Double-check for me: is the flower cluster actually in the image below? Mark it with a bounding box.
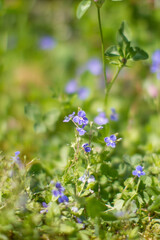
[52,182,69,203]
[132,166,145,177]
[150,50,160,80]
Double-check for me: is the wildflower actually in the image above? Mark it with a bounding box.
[78,87,90,100]
[11,151,23,168]
[150,50,160,80]
[65,80,78,94]
[73,110,88,126]
[40,202,48,214]
[104,134,117,148]
[39,36,56,50]
[79,173,95,183]
[52,182,69,204]
[82,143,91,153]
[71,207,78,213]
[63,112,75,122]
[86,58,102,76]
[76,217,83,223]
[132,166,145,177]
[94,112,108,125]
[76,128,86,136]
[110,108,118,121]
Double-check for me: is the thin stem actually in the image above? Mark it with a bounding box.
[104,65,123,108]
[97,7,107,90]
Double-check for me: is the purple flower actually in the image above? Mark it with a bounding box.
[63,112,75,122]
[76,217,83,223]
[40,202,48,214]
[73,110,88,126]
[79,173,95,183]
[11,151,23,168]
[58,195,69,203]
[110,108,118,121]
[78,87,90,100]
[39,36,56,50]
[150,50,160,80]
[132,166,145,177]
[76,128,86,136]
[104,135,117,148]
[94,112,108,125]
[82,143,91,152]
[65,80,78,94]
[52,182,65,197]
[86,58,102,75]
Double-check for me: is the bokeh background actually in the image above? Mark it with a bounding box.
[0,0,160,168]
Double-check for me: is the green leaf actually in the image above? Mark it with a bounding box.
[100,163,118,178]
[43,109,60,131]
[24,103,41,121]
[132,47,149,61]
[148,196,160,211]
[114,199,124,210]
[76,0,91,19]
[86,196,106,218]
[118,21,130,44]
[101,212,117,221]
[105,45,120,57]
[34,121,46,133]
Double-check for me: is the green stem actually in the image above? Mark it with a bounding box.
[104,65,122,108]
[97,7,107,92]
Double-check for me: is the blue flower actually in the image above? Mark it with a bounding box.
[82,143,91,152]
[104,135,117,148]
[150,50,160,80]
[132,166,145,177]
[65,80,78,94]
[76,128,86,136]
[94,112,108,125]
[79,173,95,183]
[39,36,56,50]
[110,108,118,121]
[52,182,69,204]
[40,202,48,214]
[73,110,88,126]
[11,151,23,168]
[63,112,75,122]
[78,87,90,100]
[86,58,102,76]
[58,195,69,203]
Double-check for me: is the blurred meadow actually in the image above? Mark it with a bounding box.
[1,0,160,163]
[0,0,160,238]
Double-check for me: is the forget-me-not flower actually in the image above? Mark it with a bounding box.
[63,112,75,122]
[40,202,48,214]
[132,166,145,177]
[65,80,78,94]
[79,173,95,183]
[52,182,69,203]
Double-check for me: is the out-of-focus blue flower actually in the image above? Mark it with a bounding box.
[94,112,108,125]
[79,173,95,183]
[52,182,69,204]
[63,112,75,122]
[110,108,118,121]
[150,50,160,80]
[132,166,145,177]
[86,58,102,75]
[11,151,23,168]
[104,135,117,148]
[71,207,78,213]
[65,80,78,94]
[76,217,83,223]
[82,143,91,152]
[58,195,69,203]
[78,87,90,100]
[40,202,48,214]
[39,36,56,50]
